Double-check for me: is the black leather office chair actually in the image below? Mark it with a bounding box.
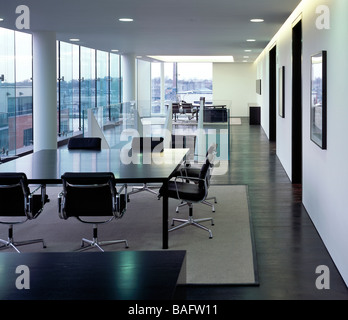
[58,172,128,252]
[0,172,48,253]
[158,160,214,239]
[128,137,164,196]
[175,143,217,212]
[67,137,102,151]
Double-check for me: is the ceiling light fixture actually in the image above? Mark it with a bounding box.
[119,18,133,22]
[244,50,252,52]
[250,19,264,23]
[69,38,80,42]
[247,39,256,42]
[111,49,119,52]
[0,18,4,22]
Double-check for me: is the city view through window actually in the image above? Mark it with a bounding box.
[0,27,213,156]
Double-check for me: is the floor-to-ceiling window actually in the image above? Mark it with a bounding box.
[58,41,80,136]
[151,62,212,110]
[80,46,96,118]
[177,62,212,104]
[96,50,109,108]
[57,42,122,135]
[1,31,123,155]
[0,28,32,156]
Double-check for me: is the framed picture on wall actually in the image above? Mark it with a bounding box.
[278,66,285,118]
[310,51,327,149]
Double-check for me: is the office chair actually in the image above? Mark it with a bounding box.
[58,172,128,252]
[128,137,164,196]
[158,160,214,239]
[0,172,48,253]
[67,137,102,151]
[173,143,217,212]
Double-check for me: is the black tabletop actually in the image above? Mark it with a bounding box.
[0,148,188,184]
[0,251,186,300]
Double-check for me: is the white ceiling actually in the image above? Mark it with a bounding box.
[0,0,301,62]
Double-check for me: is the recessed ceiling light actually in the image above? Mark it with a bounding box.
[69,38,80,42]
[0,18,4,22]
[244,50,252,52]
[243,56,250,58]
[250,19,264,23]
[111,49,119,52]
[247,39,256,42]
[119,18,133,22]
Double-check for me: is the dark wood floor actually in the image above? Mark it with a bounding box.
[174,118,348,300]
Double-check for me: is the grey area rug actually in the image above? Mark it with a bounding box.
[1,185,257,285]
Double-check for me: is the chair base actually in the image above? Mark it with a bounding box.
[80,237,129,252]
[0,237,46,253]
[128,183,159,196]
[78,224,129,252]
[169,216,214,239]
[176,196,217,213]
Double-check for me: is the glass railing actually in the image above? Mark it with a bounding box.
[81,99,230,173]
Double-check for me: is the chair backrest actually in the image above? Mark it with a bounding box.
[60,172,120,218]
[68,137,102,151]
[172,103,180,112]
[131,137,164,154]
[0,172,29,216]
[198,160,211,190]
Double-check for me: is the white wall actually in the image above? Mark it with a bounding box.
[213,63,257,117]
[256,0,348,286]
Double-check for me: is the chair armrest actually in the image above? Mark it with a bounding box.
[173,176,208,201]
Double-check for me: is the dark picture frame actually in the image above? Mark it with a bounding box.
[278,66,285,118]
[256,79,261,95]
[310,51,327,149]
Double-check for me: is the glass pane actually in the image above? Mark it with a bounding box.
[72,44,80,132]
[58,42,80,135]
[59,41,73,135]
[80,46,96,133]
[96,50,109,108]
[110,53,120,105]
[164,62,177,101]
[15,31,33,153]
[0,28,15,155]
[177,63,212,104]
[80,46,96,111]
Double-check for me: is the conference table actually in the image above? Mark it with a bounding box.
[0,148,188,249]
[0,251,186,300]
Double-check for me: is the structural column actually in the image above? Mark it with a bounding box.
[32,31,57,152]
[121,54,136,102]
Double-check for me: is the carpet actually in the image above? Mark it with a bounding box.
[1,185,257,285]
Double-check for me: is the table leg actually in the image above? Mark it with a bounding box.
[162,180,169,249]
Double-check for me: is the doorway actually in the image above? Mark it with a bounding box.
[269,45,277,142]
[292,20,302,184]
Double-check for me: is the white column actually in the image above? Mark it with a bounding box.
[32,31,57,152]
[121,54,136,102]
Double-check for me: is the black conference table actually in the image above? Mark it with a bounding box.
[0,148,188,249]
[0,250,186,300]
